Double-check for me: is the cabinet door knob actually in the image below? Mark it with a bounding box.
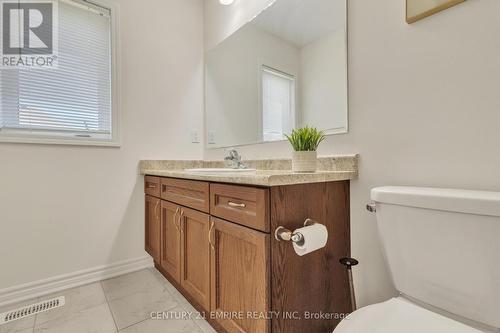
[179,210,184,233]
[173,207,180,232]
[154,200,160,221]
[228,201,246,208]
[208,220,215,251]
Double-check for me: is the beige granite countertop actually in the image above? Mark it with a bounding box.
[140,155,358,187]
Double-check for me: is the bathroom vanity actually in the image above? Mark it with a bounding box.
[141,156,358,333]
[141,0,353,330]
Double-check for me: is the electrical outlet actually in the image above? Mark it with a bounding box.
[191,130,200,143]
[208,131,216,144]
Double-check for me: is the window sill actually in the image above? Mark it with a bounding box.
[0,134,121,148]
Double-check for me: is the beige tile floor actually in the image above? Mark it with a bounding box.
[0,268,216,333]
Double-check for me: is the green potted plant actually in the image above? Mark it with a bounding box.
[285,126,326,173]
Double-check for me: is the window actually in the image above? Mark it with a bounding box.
[0,0,117,146]
[261,66,296,142]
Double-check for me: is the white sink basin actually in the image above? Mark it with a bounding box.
[185,168,256,174]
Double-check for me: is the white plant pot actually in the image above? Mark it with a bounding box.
[292,151,317,173]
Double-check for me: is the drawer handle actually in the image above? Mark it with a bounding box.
[147,184,157,189]
[228,201,246,208]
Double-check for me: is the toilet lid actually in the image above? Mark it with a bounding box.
[334,298,483,333]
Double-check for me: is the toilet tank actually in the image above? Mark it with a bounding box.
[371,187,500,330]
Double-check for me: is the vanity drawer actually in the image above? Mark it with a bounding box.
[210,183,270,232]
[144,176,161,197]
[161,178,210,213]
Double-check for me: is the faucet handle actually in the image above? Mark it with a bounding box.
[224,149,245,169]
[225,149,240,161]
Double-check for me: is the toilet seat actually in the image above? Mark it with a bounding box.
[334,297,482,333]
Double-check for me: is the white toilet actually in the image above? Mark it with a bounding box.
[335,186,500,333]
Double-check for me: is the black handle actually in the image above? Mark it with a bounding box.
[339,257,359,269]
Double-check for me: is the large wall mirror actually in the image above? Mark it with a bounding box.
[205,0,348,149]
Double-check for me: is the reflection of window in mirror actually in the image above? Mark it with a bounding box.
[261,66,296,142]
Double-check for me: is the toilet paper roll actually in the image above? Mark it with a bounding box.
[292,223,328,256]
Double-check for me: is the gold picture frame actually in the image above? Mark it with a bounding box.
[406,0,466,24]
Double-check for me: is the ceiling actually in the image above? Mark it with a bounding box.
[251,0,346,48]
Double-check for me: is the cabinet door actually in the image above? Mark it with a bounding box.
[180,207,210,310]
[160,201,181,283]
[210,217,270,333]
[145,195,160,263]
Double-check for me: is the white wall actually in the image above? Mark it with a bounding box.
[204,0,500,308]
[0,0,204,290]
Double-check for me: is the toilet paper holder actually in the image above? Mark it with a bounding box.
[274,219,317,244]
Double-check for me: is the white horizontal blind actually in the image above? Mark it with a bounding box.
[262,66,295,142]
[0,0,112,138]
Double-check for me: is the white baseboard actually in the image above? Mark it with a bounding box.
[0,256,154,308]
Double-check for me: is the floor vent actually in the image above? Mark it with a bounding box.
[0,296,65,326]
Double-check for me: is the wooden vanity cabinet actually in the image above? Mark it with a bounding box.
[210,217,270,333]
[144,176,161,197]
[161,178,210,213]
[159,201,182,283]
[270,182,351,333]
[145,195,161,263]
[180,207,211,310]
[210,183,270,232]
[156,197,211,311]
[145,176,351,333]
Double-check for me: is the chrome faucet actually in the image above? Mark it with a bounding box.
[224,149,246,169]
